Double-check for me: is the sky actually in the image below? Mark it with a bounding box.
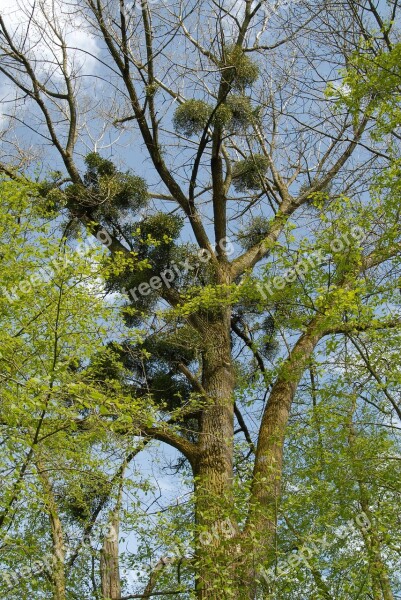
[1,0,400,594]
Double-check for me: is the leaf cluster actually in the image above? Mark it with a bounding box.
[220,45,260,90]
[232,154,269,192]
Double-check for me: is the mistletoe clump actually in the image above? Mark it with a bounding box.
[63,473,112,523]
[143,326,202,366]
[173,95,258,136]
[232,154,269,192]
[79,152,148,218]
[238,216,272,250]
[213,102,235,129]
[173,99,213,136]
[226,94,259,131]
[259,315,280,359]
[141,326,203,410]
[135,212,184,247]
[221,45,260,90]
[38,153,149,223]
[132,212,185,270]
[104,213,185,324]
[36,171,68,216]
[149,371,192,409]
[213,95,259,132]
[108,327,202,412]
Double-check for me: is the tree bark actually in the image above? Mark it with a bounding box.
[100,512,122,600]
[194,311,237,599]
[100,472,125,600]
[244,317,324,597]
[36,461,67,600]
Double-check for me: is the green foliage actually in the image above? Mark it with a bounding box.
[143,326,201,366]
[213,102,233,129]
[134,212,184,254]
[104,213,186,320]
[85,343,130,385]
[3,15,401,600]
[149,371,192,409]
[173,99,213,136]
[214,95,260,132]
[225,94,259,130]
[63,472,112,522]
[232,154,269,192]
[277,373,401,599]
[259,315,279,359]
[238,216,272,250]
[36,172,67,215]
[173,95,258,137]
[334,43,401,137]
[0,177,154,599]
[39,152,149,224]
[220,45,260,90]
[139,326,203,410]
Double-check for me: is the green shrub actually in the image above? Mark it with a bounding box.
[173,99,213,136]
[221,45,260,90]
[232,154,269,192]
[238,216,272,250]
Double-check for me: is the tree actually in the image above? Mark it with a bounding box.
[0,0,401,598]
[0,177,154,599]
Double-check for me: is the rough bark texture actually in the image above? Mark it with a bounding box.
[37,462,67,600]
[100,514,121,600]
[191,312,325,599]
[241,319,324,597]
[194,311,237,599]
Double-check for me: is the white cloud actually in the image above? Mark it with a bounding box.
[0,0,101,78]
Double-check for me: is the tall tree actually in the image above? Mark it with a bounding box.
[1,1,401,597]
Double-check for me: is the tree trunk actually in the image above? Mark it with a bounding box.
[100,512,121,600]
[36,461,67,600]
[194,311,238,599]
[244,319,324,597]
[49,512,67,600]
[347,416,394,600]
[193,314,325,599]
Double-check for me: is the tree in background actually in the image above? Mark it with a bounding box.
[0,177,157,599]
[0,0,401,598]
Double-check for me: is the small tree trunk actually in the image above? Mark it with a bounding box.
[36,461,67,600]
[358,491,393,600]
[348,428,394,599]
[100,512,121,600]
[50,514,67,600]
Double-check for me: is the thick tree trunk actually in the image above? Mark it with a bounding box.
[193,314,325,599]
[243,319,324,597]
[194,311,238,599]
